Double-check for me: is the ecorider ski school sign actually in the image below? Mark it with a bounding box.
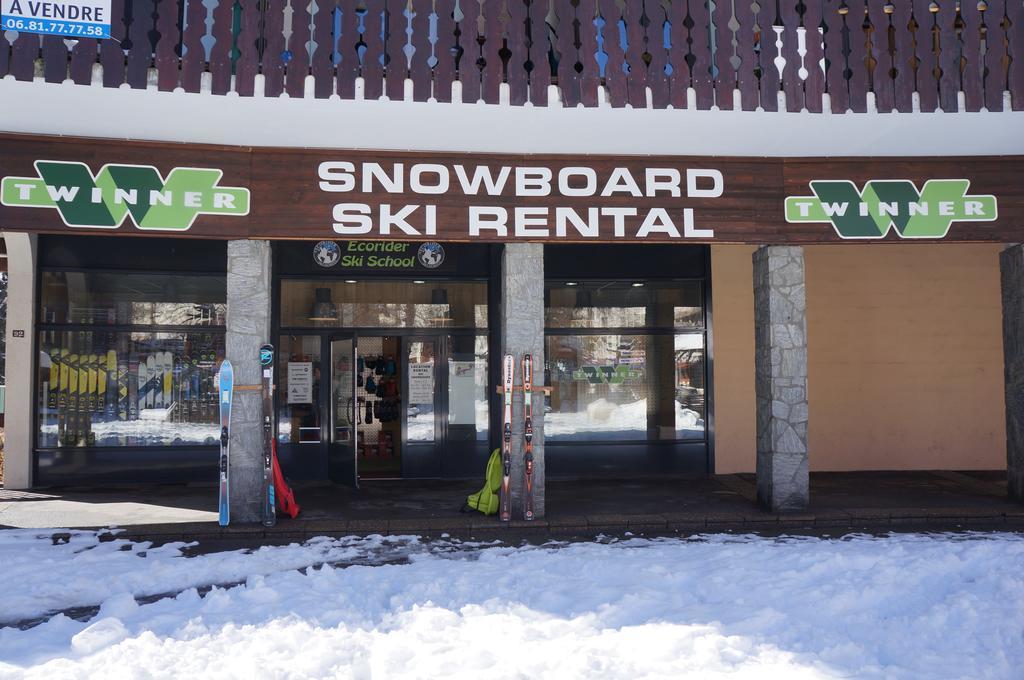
[1,133,1022,243]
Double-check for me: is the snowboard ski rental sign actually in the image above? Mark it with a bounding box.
[1,134,1021,243]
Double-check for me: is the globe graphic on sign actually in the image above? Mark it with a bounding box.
[313,241,341,267]
[417,242,445,269]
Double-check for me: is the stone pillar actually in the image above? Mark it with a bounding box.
[753,246,809,512]
[225,240,272,522]
[1000,244,1024,500]
[1,232,37,489]
[500,243,545,519]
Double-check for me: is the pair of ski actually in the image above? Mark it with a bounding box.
[217,344,278,528]
[499,354,535,522]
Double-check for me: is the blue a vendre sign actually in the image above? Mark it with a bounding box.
[1,0,110,38]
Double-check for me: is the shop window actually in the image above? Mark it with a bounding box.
[41,272,226,326]
[545,280,703,329]
[544,279,707,444]
[37,330,225,448]
[279,280,487,329]
[36,270,226,450]
[545,334,706,442]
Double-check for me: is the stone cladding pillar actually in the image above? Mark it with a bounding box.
[225,240,272,522]
[753,246,810,511]
[500,244,545,519]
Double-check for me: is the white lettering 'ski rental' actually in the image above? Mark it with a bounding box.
[1,0,110,38]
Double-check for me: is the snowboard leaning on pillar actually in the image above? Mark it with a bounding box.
[500,354,514,522]
[522,354,535,521]
[260,344,276,528]
[218,360,234,527]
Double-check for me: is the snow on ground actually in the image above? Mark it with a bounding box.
[1,531,1023,679]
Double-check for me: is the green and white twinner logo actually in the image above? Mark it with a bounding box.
[785,179,997,239]
[1,161,249,230]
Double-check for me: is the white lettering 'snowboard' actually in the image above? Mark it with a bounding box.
[1,0,111,38]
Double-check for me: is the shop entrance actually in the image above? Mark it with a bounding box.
[278,331,489,484]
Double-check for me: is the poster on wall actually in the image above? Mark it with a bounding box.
[287,362,313,404]
[408,363,434,405]
[1,0,112,38]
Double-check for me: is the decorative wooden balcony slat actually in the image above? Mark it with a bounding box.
[891,1,916,112]
[803,0,825,113]
[734,0,759,111]
[311,0,335,98]
[982,0,1006,112]
[433,0,457,103]
[599,0,626,107]
[961,1,985,111]
[409,0,432,101]
[41,35,66,84]
[207,0,235,94]
[578,0,600,107]
[845,0,870,113]
[1009,0,1024,109]
[261,0,286,96]
[179,0,206,92]
[936,0,959,111]
[556,0,580,106]
[459,0,482,103]
[688,0,713,110]
[282,0,310,97]
[779,1,802,112]
[155,0,182,91]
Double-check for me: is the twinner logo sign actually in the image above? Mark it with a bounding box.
[784,179,997,239]
[1,161,249,230]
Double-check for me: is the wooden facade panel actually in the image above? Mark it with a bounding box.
[2,134,1023,245]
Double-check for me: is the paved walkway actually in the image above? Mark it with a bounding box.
[1,471,1021,546]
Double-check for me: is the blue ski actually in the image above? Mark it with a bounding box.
[218,360,234,526]
[260,344,276,527]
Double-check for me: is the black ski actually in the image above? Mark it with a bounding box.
[522,354,535,521]
[500,354,514,522]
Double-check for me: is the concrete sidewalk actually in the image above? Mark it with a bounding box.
[2,471,1021,546]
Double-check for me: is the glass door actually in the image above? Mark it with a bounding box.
[328,336,358,486]
[402,337,440,477]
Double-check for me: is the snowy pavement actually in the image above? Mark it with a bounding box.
[1,531,1022,679]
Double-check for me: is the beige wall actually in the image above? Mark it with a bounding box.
[710,245,759,473]
[711,243,1006,474]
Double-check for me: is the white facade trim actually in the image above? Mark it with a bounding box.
[3,78,1024,158]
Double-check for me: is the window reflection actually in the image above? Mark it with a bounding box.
[545,280,703,329]
[281,280,488,329]
[545,334,706,442]
[41,272,226,326]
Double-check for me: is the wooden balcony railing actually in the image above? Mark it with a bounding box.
[2,1,1022,112]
